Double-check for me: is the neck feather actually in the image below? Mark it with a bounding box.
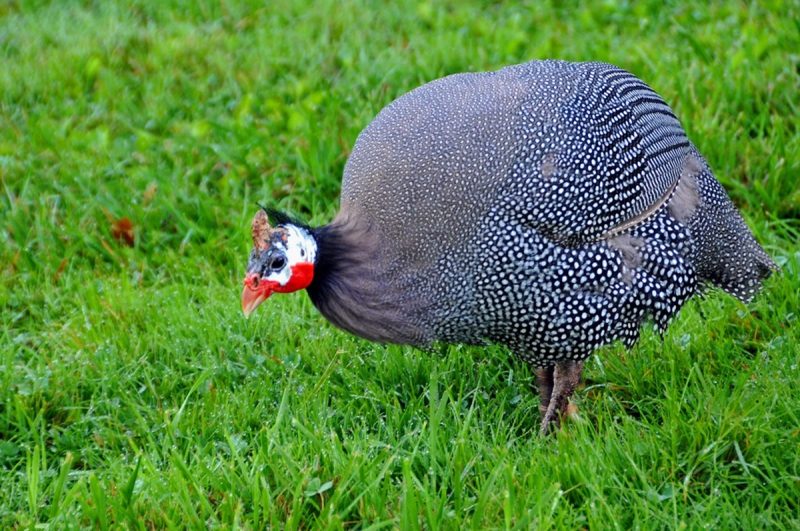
[307,207,430,346]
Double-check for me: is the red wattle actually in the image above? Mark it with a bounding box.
[274,262,315,293]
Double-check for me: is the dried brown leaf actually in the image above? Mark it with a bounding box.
[143,182,158,205]
[111,217,135,247]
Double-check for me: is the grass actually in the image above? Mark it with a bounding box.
[1,0,799,527]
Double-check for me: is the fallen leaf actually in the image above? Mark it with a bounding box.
[53,257,68,283]
[111,217,135,247]
[143,182,158,205]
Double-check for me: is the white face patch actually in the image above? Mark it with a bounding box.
[264,224,318,286]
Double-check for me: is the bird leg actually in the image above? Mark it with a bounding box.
[535,366,554,416]
[539,360,584,435]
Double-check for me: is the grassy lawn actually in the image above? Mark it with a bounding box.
[1,0,799,527]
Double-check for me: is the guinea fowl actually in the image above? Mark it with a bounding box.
[241,60,776,433]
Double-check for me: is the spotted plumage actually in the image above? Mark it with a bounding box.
[242,60,776,433]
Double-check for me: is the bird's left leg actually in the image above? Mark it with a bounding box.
[539,360,584,435]
[535,366,554,416]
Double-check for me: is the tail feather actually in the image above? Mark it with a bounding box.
[689,165,777,302]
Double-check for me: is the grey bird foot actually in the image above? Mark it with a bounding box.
[535,366,554,416]
[539,360,584,435]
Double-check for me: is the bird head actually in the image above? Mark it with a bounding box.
[241,209,317,318]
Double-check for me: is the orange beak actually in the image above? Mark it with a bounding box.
[241,274,272,318]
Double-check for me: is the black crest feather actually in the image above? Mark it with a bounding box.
[256,203,310,229]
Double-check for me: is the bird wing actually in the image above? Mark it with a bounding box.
[509,63,695,246]
[341,62,695,250]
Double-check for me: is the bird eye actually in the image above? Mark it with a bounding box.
[270,255,286,270]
